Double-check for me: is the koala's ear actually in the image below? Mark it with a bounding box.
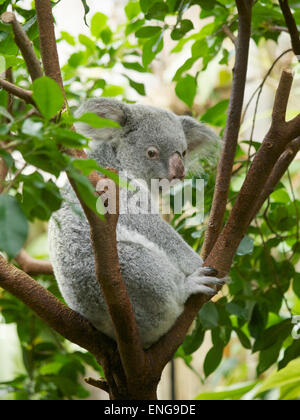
[74,98,128,142]
[179,116,220,152]
[180,116,221,176]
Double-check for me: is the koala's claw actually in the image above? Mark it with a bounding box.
[185,267,226,299]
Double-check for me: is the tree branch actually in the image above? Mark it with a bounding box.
[222,24,237,45]
[1,12,43,81]
[35,0,64,90]
[0,157,8,194]
[0,255,114,360]
[205,70,296,275]
[149,68,298,373]
[250,136,300,220]
[279,0,300,58]
[202,0,254,258]
[14,249,53,275]
[84,377,110,393]
[0,78,34,104]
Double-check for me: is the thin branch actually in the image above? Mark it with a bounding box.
[268,25,289,33]
[0,78,34,105]
[3,162,26,193]
[1,12,43,81]
[222,24,237,44]
[250,137,300,221]
[279,0,300,58]
[15,249,53,276]
[35,0,64,90]
[0,157,8,193]
[0,255,114,360]
[84,377,109,393]
[241,49,293,123]
[204,70,296,274]
[202,0,254,259]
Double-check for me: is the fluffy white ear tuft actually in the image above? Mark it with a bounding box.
[180,116,220,151]
[180,116,222,176]
[74,98,127,143]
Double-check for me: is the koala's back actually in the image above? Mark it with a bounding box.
[48,185,185,348]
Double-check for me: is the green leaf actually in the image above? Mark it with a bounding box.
[293,273,300,298]
[182,316,205,355]
[171,19,194,40]
[257,359,300,395]
[32,77,65,120]
[125,1,141,20]
[199,302,219,329]
[136,25,162,38]
[0,105,13,122]
[146,2,169,20]
[101,28,112,45]
[234,328,252,349]
[75,112,121,128]
[204,344,224,377]
[140,0,159,13]
[196,381,259,400]
[78,34,95,52]
[40,362,63,375]
[175,74,197,108]
[124,75,146,95]
[0,194,28,258]
[122,61,147,73]
[142,33,164,68]
[257,341,282,375]
[236,235,254,256]
[279,340,300,370]
[91,12,108,38]
[52,128,89,148]
[226,303,248,321]
[200,99,229,127]
[60,31,75,46]
[253,319,292,353]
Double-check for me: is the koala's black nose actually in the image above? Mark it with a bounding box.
[168,153,186,181]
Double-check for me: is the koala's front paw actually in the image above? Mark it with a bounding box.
[185,267,225,299]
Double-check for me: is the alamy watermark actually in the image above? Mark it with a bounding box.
[292,316,300,340]
[96,172,205,219]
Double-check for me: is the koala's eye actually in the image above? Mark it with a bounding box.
[147,147,159,160]
[182,150,187,158]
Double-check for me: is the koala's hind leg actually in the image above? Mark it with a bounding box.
[184,267,226,300]
[116,241,187,348]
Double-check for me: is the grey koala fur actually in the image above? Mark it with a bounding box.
[48,98,222,349]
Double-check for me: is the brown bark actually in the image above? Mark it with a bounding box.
[279,0,300,58]
[1,12,43,81]
[0,255,113,360]
[15,249,53,275]
[0,158,8,193]
[35,0,64,91]
[202,0,254,259]
[250,137,300,221]
[0,78,34,104]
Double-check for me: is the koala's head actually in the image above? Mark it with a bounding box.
[75,98,220,186]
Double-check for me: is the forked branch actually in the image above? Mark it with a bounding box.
[202,0,254,258]
[279,0,300,58]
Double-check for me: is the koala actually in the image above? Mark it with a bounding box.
[48,98,223,349]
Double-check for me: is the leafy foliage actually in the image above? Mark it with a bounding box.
[0,0,300,400]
